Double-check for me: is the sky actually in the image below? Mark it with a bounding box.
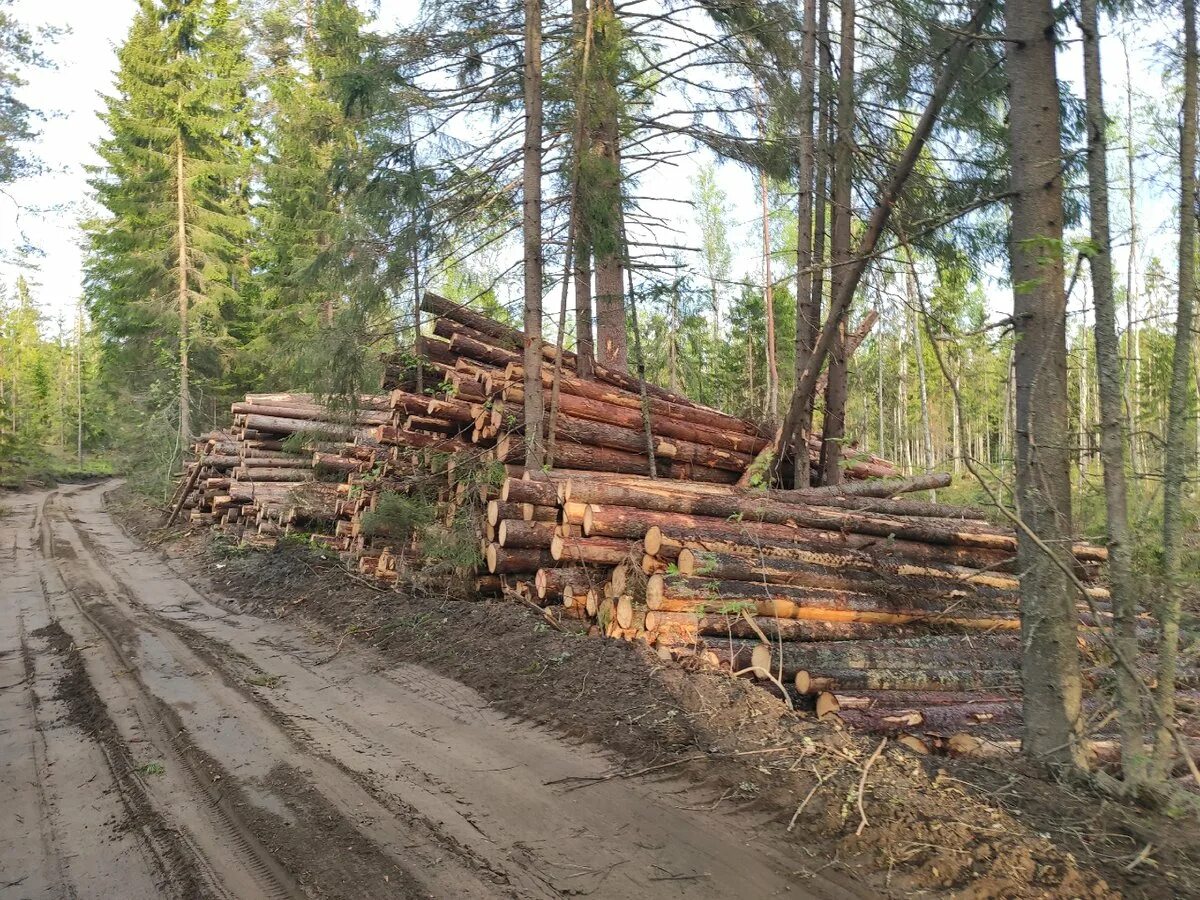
[0,0,1183,334]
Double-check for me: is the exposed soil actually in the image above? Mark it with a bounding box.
[109,483,1200,898]
[10,478,909,899]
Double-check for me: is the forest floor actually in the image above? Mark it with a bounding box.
[2,478,1195,899]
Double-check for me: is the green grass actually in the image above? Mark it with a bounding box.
[0,446,114,489]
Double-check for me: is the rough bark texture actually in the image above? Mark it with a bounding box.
[1080,0,1144,784]
[523,0,547,468]
[1006,0,1086,768]
[819,0,855,486]
[793,0,819,484]
[1155,0,1199,778]
[592,0,628,372]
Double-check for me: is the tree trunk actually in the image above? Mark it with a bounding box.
[795,0,832,488]
[819,0,855,486]
[572,0,595,381]
[522,0,546,468]
[592,0,628,372]
[771,1,994,482]
[1123,36,1141,476]
[1154,0,1199,779]
[906,263,935,498]
[794,0,819,485]
[759,94,779,421]
[176,128,191,443]
[1007,0,1086,769]
[1081,0,1143,785]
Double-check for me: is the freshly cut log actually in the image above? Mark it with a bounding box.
[485,544,555,574]
[521,504,558,521]
[498,520,558,549]
[487,501,523,525]
[390,389,439,415]
[837,702,1020,735]
[231,402,391,426]
[646,611,925,642]
[550,534,637,566]
[535,567,601,600]
[674,548,1025,602]
[374,426,473,454]
[568,481,1037,554]
[643,575,1020,630]
[650,528,1020,572]
[405,414,458,434]
[228,481,338,502]
[549,412,679,459]
[244,392,390,410]
[242,413,359,438]
[496,436,653,476]
[239,456,310,467]
[449,332,521,368]
[422,292,577,363]
[705,643,1019,692]
[500,476,561,505]
[784,473,952,499]
[508,363,759,437]
[541,391,767,455]
[313,452,369,473]
[426,396,476,425]
[232,467,316,482]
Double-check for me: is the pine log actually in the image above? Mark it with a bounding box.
[534,567,600,599]
[485,544,556,574]
[649,527,1020,572]
[645,611,925,642]
[242,413,358,438]
[540,390,767,455]
[509,363,759,437]
[500,476,562,505]
[705,643,1019,692]
[569,481,1041,554]
[486,501,523,525]
[232,467,316,482]
[674,548,1025,602]
[644,574,1021,629]
[550,534,637,566]
[522,503,558,522]
[498,519,558,549]
[231,402,391,426]
[239,456,310,467]
[836,702,1021,735]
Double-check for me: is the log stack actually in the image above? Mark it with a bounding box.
[168,294,1128,755]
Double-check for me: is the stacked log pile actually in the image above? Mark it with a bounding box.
[167,293,1135,755]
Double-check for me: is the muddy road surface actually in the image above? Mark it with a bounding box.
[1,481,866,899]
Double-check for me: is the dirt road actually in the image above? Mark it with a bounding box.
[0,481,867,899]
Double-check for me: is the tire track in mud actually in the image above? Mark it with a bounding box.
[35,484,502,900]
[36,490,306,900]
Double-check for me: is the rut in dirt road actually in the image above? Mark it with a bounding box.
[1,480,869,899]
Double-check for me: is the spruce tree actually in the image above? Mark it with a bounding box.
[85,0,252,443]
[254,0,370,377]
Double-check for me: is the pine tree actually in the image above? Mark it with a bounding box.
[85,0,252,444]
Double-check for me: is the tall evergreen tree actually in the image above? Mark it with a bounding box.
[85,0,253,443]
